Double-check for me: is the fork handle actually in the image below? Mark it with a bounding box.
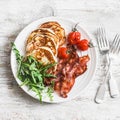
[109,72,119,98]
[95,83,106,104]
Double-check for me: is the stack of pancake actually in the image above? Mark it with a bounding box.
[26,21,66,65]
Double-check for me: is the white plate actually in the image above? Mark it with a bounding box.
[11,16,97,103]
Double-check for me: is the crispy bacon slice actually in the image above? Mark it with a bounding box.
[44,45,90,98]
[54,46,90,98]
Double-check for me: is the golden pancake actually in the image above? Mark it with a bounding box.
[26,47,57,65]
[27,28,59,46]
[40,21,61,28]
[26,34,57,56]
[40,21,66,46]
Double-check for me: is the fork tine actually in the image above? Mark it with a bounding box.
[97,28,102,49]
[97,27,104,49]
[101,28,106,47]
[101,28,109,45]
[118,36,120,53]
[103,28,109,47]
[110,34,117,53]
[100,27,105,48]
[111,34,120,54]
[115,35,120,54]
[97,27,109,53]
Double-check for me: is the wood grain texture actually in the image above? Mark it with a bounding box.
[0,0,120,119]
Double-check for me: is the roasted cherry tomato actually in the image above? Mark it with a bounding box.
[58,47,69,59]
[68,32,81,44]
[67,24,81,45]
[77,39,89,51]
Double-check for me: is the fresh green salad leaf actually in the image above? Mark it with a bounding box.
[11,42,56,102]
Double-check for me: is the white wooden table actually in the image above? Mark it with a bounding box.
[0,0,120,119]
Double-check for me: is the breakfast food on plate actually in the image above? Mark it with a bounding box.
[26,34,57,56]
[25,21,90,98]
[26,47,57,65]
[40,21,66,46]
[26,28,59,64]
[47,45,90,98]
[13,20,91,101]
[40,21,61,27]
[26,21,66,64]
[27,28,59,46]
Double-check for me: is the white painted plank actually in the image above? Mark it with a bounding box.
[0,0,120,119]
[54,0,120,10]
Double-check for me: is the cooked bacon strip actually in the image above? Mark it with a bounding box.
[54,46,90,98]
[44,45,90,98]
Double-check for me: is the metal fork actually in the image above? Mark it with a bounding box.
[109,34,120,98]
[95,27,110,103]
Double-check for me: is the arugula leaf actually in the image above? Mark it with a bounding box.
[11,42,23,65]
[11,42,56,102]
